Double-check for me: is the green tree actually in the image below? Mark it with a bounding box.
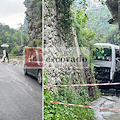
[74,9,96,46]
[86,6,117,44]
[106,27,119,45]
[0,23,29,55]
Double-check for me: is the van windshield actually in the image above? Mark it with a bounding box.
[93,47,112,61]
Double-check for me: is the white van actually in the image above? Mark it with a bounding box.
[24,47,43,85]
[93,43,120,84]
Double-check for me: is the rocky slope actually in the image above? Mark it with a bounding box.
[24,0,42,46]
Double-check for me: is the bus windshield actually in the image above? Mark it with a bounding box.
[93,46,112,61]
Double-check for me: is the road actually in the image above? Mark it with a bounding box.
[92,94,120,120]
[0,61,42,120]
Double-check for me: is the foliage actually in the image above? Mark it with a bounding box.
[74,9,96,46]
[106,27,119,45]
[36,1,42,20]
[30,0,42,22]
[29,39,42,47]
[29,0,40,6]
[44,74,96,120]
[55,0,75,35]
[0,23,29,55]
[86,6,117,44]
[86,6,116,34]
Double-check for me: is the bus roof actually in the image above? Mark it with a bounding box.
[94,43,119,50]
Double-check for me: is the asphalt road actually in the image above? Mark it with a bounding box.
[0,62,42,120]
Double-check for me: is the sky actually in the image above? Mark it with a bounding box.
[0,0,26,29]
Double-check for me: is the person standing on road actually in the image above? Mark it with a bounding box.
[6,50,9,63]
[1,49,6,62]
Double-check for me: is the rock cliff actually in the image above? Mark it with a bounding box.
[24,0,42,46]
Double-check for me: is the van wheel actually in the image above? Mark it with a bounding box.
[37,70,42,85]
[24,65,28,75]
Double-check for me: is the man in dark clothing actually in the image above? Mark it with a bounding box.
[6,50,9,63]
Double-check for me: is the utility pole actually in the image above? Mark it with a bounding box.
[18,23,23,46]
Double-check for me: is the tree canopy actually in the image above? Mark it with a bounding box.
[0,23,29,55]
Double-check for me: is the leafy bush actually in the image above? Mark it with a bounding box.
[73,9,96,47]
[44,74,96,120]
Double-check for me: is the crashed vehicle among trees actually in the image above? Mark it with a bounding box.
[93,43,120,89]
